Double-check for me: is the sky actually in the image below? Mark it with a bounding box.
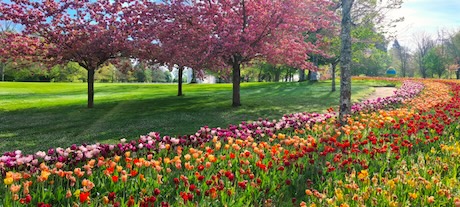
[387,0,460,50]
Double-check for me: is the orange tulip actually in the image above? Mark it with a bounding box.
[10,184,21,193]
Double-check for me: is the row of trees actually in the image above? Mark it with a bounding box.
[391,31,460,79]
[0,61,183,83]
[0,0,336,108]
[0,0,406,123]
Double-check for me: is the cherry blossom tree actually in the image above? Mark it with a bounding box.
[0,32,42,62]
[133,1,223,96]
[177,0,336,106]
[0,0,141,108]
[151,1,222,96]
[0,28,44,81]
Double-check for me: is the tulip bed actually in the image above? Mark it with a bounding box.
[1,78,460,206]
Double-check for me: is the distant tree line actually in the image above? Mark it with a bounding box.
[0,61,176,83]
[390,30,460,79]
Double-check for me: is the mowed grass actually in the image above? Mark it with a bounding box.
[0,79,394,153]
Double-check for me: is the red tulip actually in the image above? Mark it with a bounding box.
[189,184,196,192]
[127,196,135,207]
[108,192,116,201]
[153,188,161,196]
[79,192,90,203]
[238,181,247,189]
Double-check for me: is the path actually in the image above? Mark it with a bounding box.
[323,87,397,113]
[365,87,397,101]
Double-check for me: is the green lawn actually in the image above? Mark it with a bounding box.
[0,79,394,153]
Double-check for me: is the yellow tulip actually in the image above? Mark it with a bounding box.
[74,189,81,198]
[357,170,368,180]
[3,177,13,185]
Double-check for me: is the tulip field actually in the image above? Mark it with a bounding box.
[1,77,460,206]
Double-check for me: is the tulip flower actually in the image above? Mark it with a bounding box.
[79,191,90,203]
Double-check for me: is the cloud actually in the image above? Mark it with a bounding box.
[387,0,460,50]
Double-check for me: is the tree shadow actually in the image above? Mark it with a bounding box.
[0,81,373,153]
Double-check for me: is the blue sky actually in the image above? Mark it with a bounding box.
[388,0,460,50]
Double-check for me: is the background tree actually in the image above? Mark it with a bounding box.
[352,48,390,76]
[135,62,153,83]
[391,39,410,77]
[145,1,220,96]
[257,62,281,82]
[446,31,460,79]
[0,31,42,81]
[96,64,118,83]
[298,69,307,82]
[240,61,300,83]
[0,0,141,108]
[112,58,136,83]
[151,68,168,83]
[350,23,391,76]
[423,47,445,78]
[414,33,435,78]
[0,21,18,81]
[51,62,87,82]
[447,64,460,79]
[350,0,403,36]
[322,0,401,93]
[2,62,51,81]
[319,32,341,92]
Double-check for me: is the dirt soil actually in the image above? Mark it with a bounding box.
[365,87,397,101]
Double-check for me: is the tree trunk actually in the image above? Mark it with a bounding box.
[298,69,306,82]
[307,70,312,81]
[0,63,4,81]
[232,57,241,107]
[112,67,115,83]
[401,60,406,77]
[331,62,337,92]
[87,68,95,108]
[274,68,281,82]
[258,67,263,82]
[421,66,427,78]
[457,68,460,79]
[339,0,354,125]
[398,50,406,78]
[190,69,197,84]
[178,66,184,96]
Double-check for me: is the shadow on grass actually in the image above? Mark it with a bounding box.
[0,81,376,153]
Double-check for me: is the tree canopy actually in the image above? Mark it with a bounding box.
[0,0,142,107]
